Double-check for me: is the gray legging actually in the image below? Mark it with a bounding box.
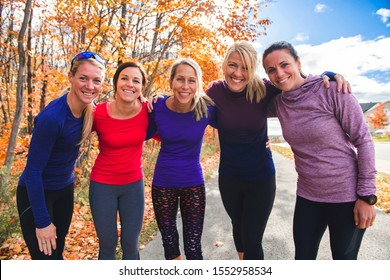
[89,179,144,260]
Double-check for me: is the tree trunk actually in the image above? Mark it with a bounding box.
[1,0,33,193]
[118,1,127,65]
[27,9,34,134]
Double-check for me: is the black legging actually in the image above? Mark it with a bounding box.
[152,185,205,260]
[293,195,366,260]
[218,176,276,260]
[17,183,74,260]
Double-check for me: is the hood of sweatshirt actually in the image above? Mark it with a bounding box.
[279,74,323,104]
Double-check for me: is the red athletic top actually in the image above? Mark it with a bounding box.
[90,101,149,185]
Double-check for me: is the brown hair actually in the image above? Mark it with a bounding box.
[112,61,148,95]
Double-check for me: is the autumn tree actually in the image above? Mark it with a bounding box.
[1,0,32,192]
[0,0,271,186]
[368,103,389,130]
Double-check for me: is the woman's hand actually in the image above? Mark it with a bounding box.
[147,94,166,112]
[353,199,376,229]
[322,73,351,93]
[138,92,147,103]
[36,223,57,255]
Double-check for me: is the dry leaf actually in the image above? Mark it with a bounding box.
[213,241,224,247]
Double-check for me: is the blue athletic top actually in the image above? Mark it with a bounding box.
[18,93,83,228]
[148,97,216,188]
[206,80,279,181]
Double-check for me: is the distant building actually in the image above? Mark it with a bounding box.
[360,102,377,113]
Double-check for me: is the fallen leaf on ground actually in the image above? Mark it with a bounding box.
[213,241,224,247]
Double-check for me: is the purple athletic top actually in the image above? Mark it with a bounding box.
[273,75,376,203]
[149,97,216,188]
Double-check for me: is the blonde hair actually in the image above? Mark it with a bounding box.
[69,58,105,144]
[222,41,266,103]
[170,58,214,121]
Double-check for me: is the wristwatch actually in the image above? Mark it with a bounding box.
[358,194,377,205]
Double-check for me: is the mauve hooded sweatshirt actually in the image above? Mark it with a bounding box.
[272,75,376,203]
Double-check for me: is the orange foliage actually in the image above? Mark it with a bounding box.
[368,103,389,130]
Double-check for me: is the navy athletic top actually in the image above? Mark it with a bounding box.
[18,93,83,228]
[206,80,279,181]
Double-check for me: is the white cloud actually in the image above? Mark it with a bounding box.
[259,36,390,103]
[296,36,390,102]
[376,8,390,25]
[314,3,327,13]
[294,32,310,42]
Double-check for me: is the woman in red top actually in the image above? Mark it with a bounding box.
[89,61,150,260]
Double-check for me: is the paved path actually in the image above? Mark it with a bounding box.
[374,142,390,174]
[140,152,390,260]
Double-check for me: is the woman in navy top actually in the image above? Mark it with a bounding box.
[16,51,106,259]
[148,58,216,259]
[206,42,278,260]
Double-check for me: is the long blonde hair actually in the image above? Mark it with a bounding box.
[68,58,106,144]
[222,41,266,103]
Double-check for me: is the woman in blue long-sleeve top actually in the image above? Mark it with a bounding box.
[16,51,106,259]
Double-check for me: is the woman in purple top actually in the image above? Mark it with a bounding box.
[148,58,216,260]
[16,51,106,259]
[262,41,376,259]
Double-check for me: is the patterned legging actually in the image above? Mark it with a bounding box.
[152,184,205,260]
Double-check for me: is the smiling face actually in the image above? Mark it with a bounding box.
[170,64,197,106]
[222,51,250,93]
[68,61,104,106]
[115,66,144,103]
[263,49,305,92]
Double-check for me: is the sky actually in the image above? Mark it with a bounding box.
[251,0,390,135]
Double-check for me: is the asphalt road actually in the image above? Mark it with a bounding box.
[140,151,390,260]
[374,142,390,174]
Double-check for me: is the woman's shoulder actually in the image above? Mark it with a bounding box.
[153,96,169,111]
[306,75,339,96]
[206,80,224,92]
[209,79,224,88]
[94,102,108,112]
[95,101,107,109]
[36,94,68,123]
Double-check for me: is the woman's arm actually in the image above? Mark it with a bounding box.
[332,86,376,229]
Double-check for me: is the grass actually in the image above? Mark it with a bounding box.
[372,136,390,142]
[271,144,390,213]
[0,173,21,245]
[139,220,158,248]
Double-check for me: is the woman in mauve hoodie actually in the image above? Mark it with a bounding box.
[262,41,376,260]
